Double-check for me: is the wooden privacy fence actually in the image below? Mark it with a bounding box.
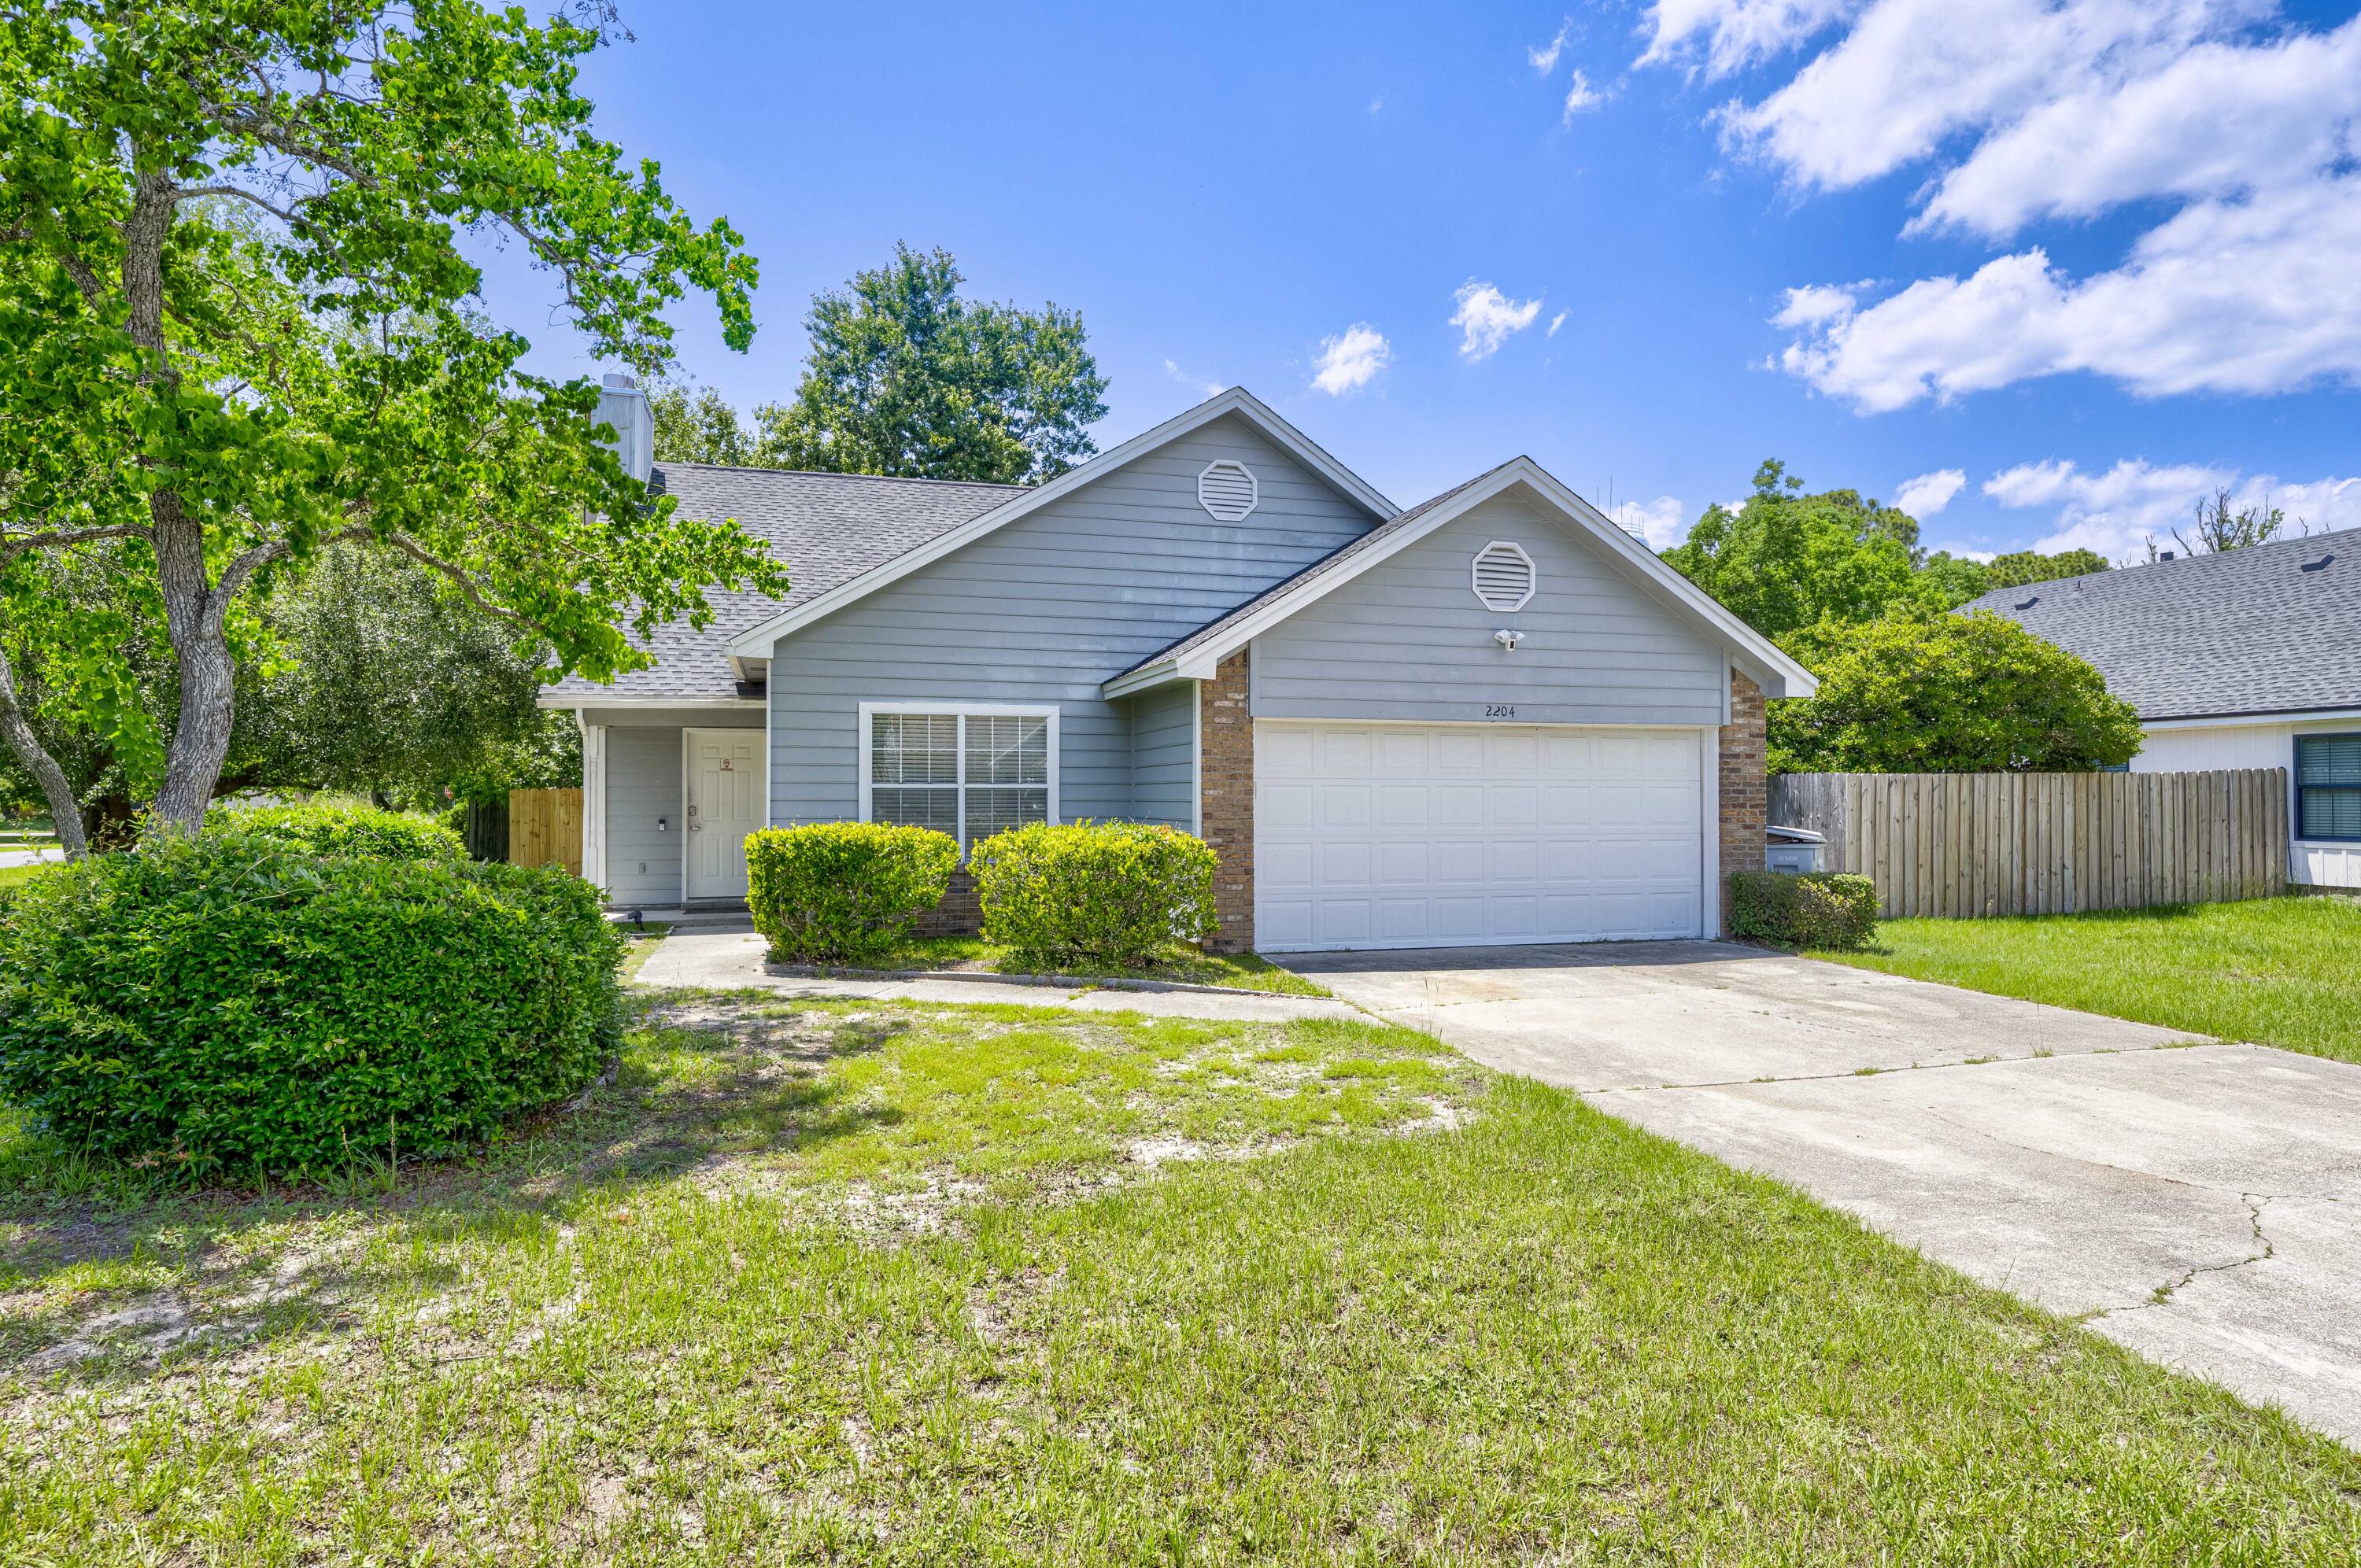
[508,788,583,877]
[1770,769,2288,919]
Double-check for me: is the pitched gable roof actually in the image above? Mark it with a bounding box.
[545,464,1015,703]
[1963,526,2361,721]
[1103,456,1816,700]
[719,388,1395,659]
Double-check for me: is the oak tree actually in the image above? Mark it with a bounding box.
[0,0,788,855]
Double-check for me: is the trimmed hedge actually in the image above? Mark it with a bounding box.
[1728,870,1880,951]
[745,822,960,964]
[0,829,623,1179]
[207,802,465,862]
[971,820,1217,969]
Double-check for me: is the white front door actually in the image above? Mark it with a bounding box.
[1254,721,1705,952]
[684,729,763,901]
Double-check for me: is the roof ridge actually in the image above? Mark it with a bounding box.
[652,461,1025,489]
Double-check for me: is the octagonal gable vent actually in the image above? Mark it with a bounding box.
[1472,540,1537,611]
[1198,460,1259,522]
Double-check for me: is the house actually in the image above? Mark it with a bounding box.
[543,379,1814,952]
[1966,528,2361,889]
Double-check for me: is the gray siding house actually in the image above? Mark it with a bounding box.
[546,385,1812,951]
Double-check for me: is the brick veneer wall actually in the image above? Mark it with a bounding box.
[1720,667,1768,924]
[1199,649,1255,953]
[914,868,983,938]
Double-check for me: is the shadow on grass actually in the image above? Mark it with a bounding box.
[0,994,903,1379]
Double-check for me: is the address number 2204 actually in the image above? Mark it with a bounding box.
[1483,704,1517,719]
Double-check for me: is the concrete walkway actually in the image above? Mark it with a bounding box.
[0,845,61,870]
[1288,939,2361,1445]
[635,929,1363,1024]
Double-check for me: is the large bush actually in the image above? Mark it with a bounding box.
[206,802,466,861]
[1770,611,2143,774]
[0,831,622,1179]
[1728,870,1880,951]
[971,820,1217,969]
[745,822,960,964]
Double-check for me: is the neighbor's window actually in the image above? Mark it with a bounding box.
[2296,735,2361,842]
[866,709,1052,852]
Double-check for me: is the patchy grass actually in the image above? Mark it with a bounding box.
[787,934,1330,996]
[1823,894,2361,1065]
[613,921,677,984]
[5,998,2359,1561]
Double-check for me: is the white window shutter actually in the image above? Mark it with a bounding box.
[1471,541,1537,611]
[1198,460,1259,522]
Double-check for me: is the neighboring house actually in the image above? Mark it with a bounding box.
[1967,528,2361,889]
[544,379,1814,952]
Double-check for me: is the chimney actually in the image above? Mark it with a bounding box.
[594,372,652,484]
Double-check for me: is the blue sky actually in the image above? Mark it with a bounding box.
[488,1,2361,563]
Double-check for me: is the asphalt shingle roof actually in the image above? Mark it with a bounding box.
[548,464,1018,701]
[1114,459,1518,679]
[1961,526,2361,721]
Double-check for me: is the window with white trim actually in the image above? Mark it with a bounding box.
[866,708,1054,852]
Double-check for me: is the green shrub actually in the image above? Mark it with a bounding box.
[745,822,960,964]
[0,830,623,1179]
[1728,870,1880,950]
[206,802,465,861]
[971,820,1217,970]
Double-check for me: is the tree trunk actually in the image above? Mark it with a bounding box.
[124,167,238,840]
[146,490,238,838]
[0,638,89,858]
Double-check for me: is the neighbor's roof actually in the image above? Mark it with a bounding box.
[1963,526,2361,721]
[545,464,1016,703]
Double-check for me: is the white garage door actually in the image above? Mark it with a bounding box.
[1254,721,1705,953]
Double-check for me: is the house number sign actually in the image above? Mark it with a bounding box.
[1482,704,1517,720]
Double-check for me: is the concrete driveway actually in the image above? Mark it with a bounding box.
[1288,939,2361,1445]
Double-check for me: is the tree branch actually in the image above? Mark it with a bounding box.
[379,532,553,640]
[0,522,152,564]
[175,183,310,225]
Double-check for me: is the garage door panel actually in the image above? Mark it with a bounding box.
[1262,783,1315,830]
[1256,720,1704,952]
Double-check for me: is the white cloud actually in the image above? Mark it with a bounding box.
[1777,177,2361,411]
[1367,95,1384,115]
[1914,15,2361,239]
[1612,494,1691,548]
[1771,282,1856,330]
[1450,281,1545,360]
[1310,323,1391,396]
[1162,359,1225,399]
[1930,544,1997,563]
[1561,71,1604,120]
[1638,0,1863,77]
[1547,310,1568,338]
[1658,1,2361,409]
[1982,457,2361,559]
[1893,468,1966,516]
[1529,17,1576,72]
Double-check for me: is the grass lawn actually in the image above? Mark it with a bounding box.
[6,993,2359,1560]
[0,863,48,893]
[1820,893,2361,1066]
[785,933,1330,997]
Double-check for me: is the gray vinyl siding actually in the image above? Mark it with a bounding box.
[604,726,683,907]
[1252,491,1727,726]
[1128,682,1198,831]
[769,414,1376,825]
